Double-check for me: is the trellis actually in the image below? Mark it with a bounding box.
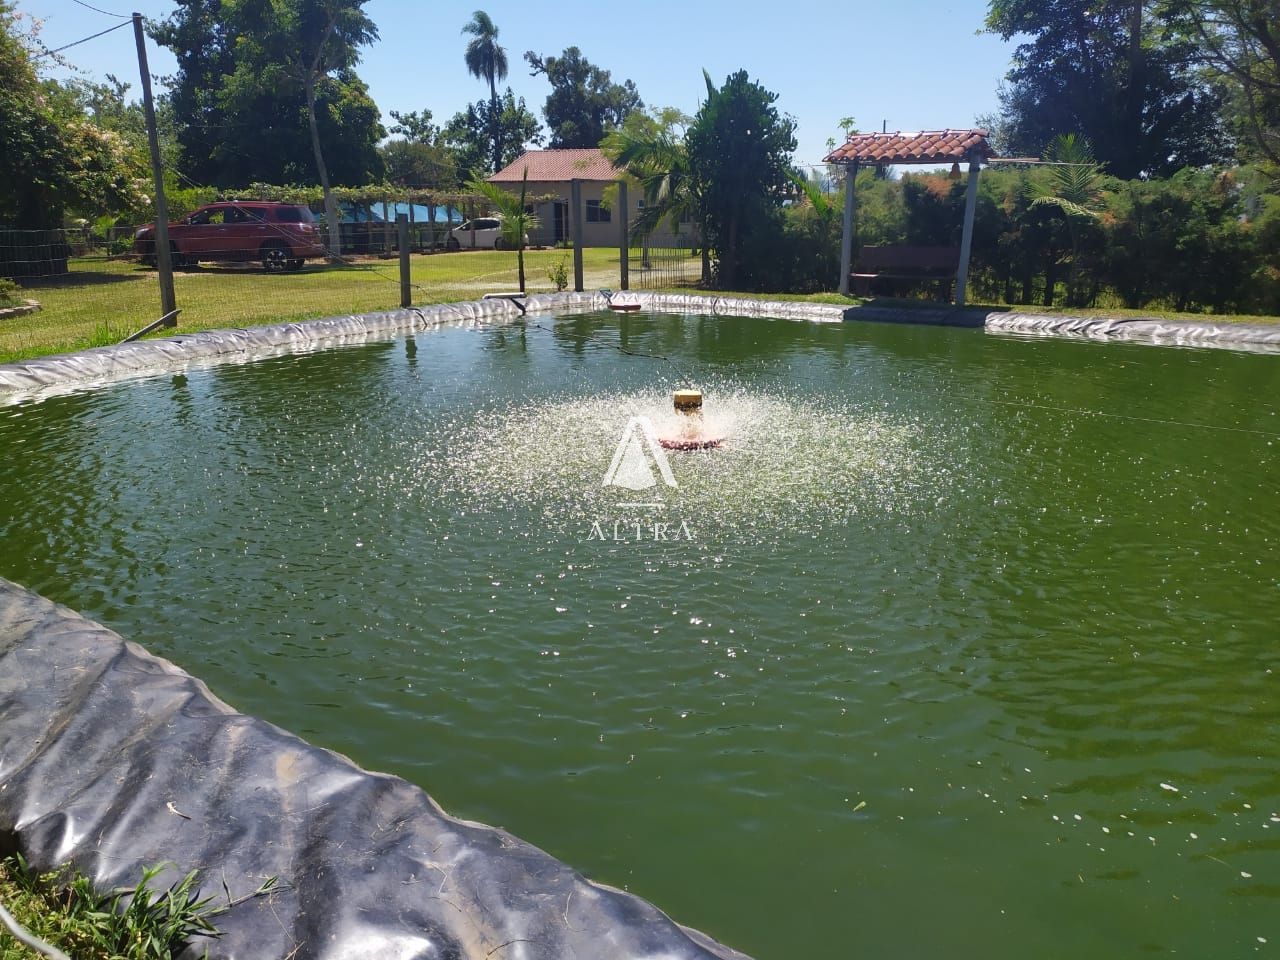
[823,129,998,306]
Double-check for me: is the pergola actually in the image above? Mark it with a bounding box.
[823,129,997,306]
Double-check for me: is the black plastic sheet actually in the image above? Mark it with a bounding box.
[985,312,1280,352]
[0,578,749,960]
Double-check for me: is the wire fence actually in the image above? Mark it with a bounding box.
[0,219,711,364]
[628,243,705,289]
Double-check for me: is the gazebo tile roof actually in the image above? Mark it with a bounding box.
[823,129,995,165]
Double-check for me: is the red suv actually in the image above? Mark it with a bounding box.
[134,201,327,272]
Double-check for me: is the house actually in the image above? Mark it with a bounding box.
[488,148,693,248]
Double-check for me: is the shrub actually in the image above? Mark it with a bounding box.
[547,255,569,291]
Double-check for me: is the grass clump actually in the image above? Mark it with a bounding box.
[0,854,219,960]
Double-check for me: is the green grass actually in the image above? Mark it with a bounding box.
[4,249,1277,365]
[0,855,220,960]
[0,248,626,364]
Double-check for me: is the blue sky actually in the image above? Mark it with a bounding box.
[26,0,1017,168]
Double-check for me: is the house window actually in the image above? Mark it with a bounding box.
[586,200,611,223]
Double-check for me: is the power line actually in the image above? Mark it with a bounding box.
[69,0,130,18]
[35,20,130,58]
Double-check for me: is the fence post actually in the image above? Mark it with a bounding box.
[570,179,584,292]
[617,180,629,292]
[133,12,176,324]
[397,214,411,308]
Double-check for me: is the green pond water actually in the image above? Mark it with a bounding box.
[2,312,1279,959]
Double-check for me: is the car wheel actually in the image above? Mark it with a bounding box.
[262,242,289,272]
[285,258,304,271]
[169,242,190,270]
[446,237,460,251]
[493,237,509,250]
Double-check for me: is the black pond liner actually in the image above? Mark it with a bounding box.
[0,578,751,960]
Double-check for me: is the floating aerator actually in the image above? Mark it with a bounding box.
[673,389,703,414]
[661,389,722,450]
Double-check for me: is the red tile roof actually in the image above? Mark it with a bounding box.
[823,129,995,165]
[489,149,620,183]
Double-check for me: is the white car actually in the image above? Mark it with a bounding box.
[445,216,528,250]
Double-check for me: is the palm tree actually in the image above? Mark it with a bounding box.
[461,11,508,173]
[601,108,705,279]
[466,169,540,293]
[1028,133,1104,306]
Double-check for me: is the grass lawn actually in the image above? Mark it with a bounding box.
[3,249,1277,365]
[0,247,627,364]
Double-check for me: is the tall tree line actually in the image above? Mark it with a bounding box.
[984,0,1279,176]
[151,0,384,194]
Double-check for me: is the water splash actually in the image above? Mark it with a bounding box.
[428,383,946,538]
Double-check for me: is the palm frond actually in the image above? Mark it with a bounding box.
[1028,196,1099,220]
[465,169,539,242]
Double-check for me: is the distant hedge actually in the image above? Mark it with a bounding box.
[762,165,1280,316]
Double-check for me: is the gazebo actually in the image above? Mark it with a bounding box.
[823,129,997,306]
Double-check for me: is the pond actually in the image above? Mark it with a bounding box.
[1,311,1278,959]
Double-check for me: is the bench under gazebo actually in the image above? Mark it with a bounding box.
[823,129,997,306]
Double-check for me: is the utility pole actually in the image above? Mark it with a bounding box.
[133,12,176,323]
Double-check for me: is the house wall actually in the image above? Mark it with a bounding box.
[496,180,694,249]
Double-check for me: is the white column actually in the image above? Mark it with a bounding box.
[955,159,981,307]
[838,161,859,296]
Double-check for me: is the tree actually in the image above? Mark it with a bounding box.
[985,0,1229,178]
[443,89,542,178]
[781,170,843,293]
[1168,0,1280,166]
[388,109,438,144]
[1026,134,1105,305]
[601,107,701,273]
[380,141,458,189]
[1,5,146,234]
[462,10,508,175]
[1104,168,1256,310]
[686,70,797,289]
[381,109,458,188]
[524,47,642,148]
[151,0,384,197]
[215,0,380,254]
[467,169,539,292]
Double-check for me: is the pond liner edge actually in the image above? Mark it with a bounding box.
[0,576,752,960]
[4,293,1279,403]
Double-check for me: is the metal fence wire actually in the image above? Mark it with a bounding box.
[0,214,715,363]
[628,242,705,290]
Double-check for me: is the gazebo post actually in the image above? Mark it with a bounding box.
[838,161,859,296]
[955,155,982,307]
